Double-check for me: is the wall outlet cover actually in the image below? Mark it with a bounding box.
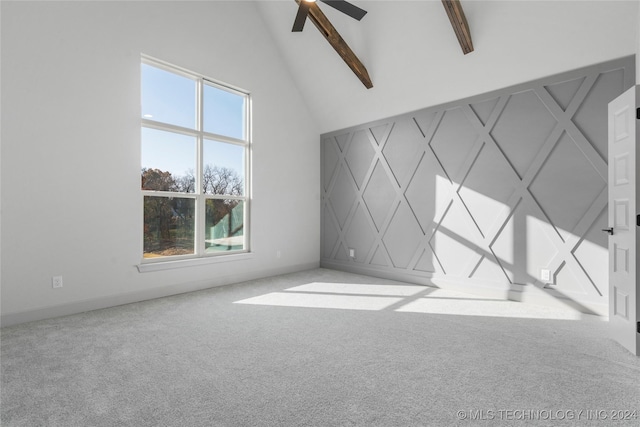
[540,269,550,281]
[52,276,63,289]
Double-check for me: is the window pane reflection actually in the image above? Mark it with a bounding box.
[205,199,244,252]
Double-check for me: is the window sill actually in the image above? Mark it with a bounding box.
[137,252,254,273]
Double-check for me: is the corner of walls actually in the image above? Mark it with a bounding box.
[252,0,322,137]
[320,56,635,317]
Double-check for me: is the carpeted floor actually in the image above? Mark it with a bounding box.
[1,268,639,426]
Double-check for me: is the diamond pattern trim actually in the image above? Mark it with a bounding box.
[321,58,634,304]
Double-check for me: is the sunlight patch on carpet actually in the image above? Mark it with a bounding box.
[285,282,426,296]
[235,292,403,311]
[234,282,585,319]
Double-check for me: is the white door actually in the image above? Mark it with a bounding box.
[607,85,638,356]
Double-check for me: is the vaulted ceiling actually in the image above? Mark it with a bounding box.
[255,0,638,133]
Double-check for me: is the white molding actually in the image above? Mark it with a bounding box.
[321,260,609,317]
[0,262,319,328]
[137,252,254,272]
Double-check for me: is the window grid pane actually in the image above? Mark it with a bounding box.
[141,128,196,193]
[203,83,245,139]
[143,196,195,258]
[205,200,244,253]
[141,63,197,129]
[203,139,245,196]
[141,59,249,261]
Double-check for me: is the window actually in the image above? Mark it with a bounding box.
[140,58,250,262]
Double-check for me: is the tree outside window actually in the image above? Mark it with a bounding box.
[141,59,250,260]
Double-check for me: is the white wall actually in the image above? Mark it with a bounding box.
[0,1,320,325]
[637,0,640,82]
[258,0,639,133]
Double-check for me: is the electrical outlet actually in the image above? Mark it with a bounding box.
[540,269,550,281]
[52,276,63,289]
[276,250,281,259]
[349,248,356,258]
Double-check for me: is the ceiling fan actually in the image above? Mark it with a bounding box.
[291,0,373,88]
[292,0,367,32]
[290,0,473,90]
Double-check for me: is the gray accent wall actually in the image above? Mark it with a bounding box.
[321,56,635,315]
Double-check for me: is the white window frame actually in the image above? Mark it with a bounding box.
[140,56,251,266]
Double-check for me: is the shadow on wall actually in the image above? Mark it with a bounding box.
[320,56,636,316]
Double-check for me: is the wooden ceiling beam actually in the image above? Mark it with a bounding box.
[441,0,474,55]
[295,0,373,89]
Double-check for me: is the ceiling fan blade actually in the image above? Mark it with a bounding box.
[292,1,311,32]
[320,0,367,21]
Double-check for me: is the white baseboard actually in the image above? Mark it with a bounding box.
[321,260,608,318]
[1,262,319,328]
